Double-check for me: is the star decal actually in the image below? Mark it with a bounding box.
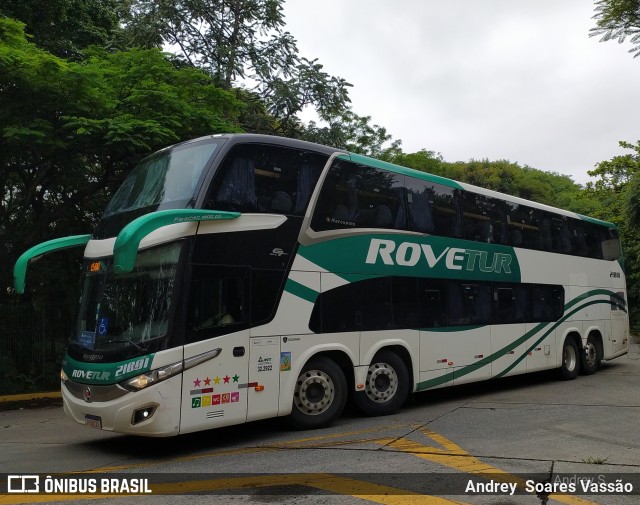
[204,377,211,386]
[223,375,230,384]
[214,376,221,385]
[232,374,239,383]
[193,378,201,387]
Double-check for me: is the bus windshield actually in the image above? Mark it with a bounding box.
[103,140,220,218]
[75,242,182,352]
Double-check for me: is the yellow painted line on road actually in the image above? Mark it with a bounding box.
[91,423,419,472]
[0,474,470,505]
[385,427,604,505]
[268,423,421,447]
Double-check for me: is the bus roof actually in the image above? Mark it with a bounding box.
[166,134,617,230]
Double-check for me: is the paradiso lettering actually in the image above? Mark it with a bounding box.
[365,238,513,274]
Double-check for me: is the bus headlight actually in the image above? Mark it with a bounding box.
[120,362,183,391]
[60,369,68,383]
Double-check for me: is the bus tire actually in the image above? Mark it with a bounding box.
[581,334,602,375]
[560,337,580,380]
[288,356,347,430]
[353,350,410,417]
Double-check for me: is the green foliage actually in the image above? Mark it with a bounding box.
[586,139,640,331]
[302,110,401,159]
[591,0,640,58]
[0,0,123,59]
[120,0,353,134]
[0,17,242,301]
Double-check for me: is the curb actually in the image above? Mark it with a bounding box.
[0,391,61,403]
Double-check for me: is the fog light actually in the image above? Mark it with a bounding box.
[132,406,157,425]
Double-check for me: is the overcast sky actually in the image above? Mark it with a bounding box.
[283,0,640,185]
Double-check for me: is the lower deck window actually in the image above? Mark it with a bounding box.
[309,277,564,333]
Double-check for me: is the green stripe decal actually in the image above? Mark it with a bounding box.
[298,234,521,284]
[62,353,155,385]
[284,279,319,304]
[347,153,464,190]
[416,290,626,391]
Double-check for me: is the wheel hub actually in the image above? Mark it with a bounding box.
[365,363,398,403]
[564,345,577,371]
[294,370,334,415]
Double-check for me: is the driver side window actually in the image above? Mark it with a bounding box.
[186,266,249,342]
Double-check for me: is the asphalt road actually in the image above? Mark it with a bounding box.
[1,343,639,505]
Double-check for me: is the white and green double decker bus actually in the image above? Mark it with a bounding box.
[14,134,629,436]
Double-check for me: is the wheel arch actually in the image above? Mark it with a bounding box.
[360,340,417,392]
[558,328,582,365]
[278,344,355,417]
[584,327,604,356]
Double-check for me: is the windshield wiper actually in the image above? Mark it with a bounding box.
[107,338,147,352]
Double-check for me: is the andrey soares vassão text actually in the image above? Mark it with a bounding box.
[465,477,634,496]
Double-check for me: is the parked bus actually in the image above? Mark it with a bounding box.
[14,134,629,436]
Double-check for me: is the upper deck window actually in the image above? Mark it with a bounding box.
[104,140,219,218]
[205,144,327,216]
[311,159,405,231]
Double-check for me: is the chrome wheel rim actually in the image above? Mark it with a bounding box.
[584,341,597,368]
[564,344,577,372]
[365,362,398,403]
[294,369,334,416]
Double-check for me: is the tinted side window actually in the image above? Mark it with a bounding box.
[310,277,393,332]
[531,285,564,322]
[506,203,541,250]
[311,160,405,231]
[462,192,508,244]
[404,178,435,234]
[392,277,419,328]
[251,269,286,325]
[186,266,250,343]
[447,281,492,326]
[493,284,530,324]
[206,144,326,215]
[418,278,447,328]
[310,277,564,332]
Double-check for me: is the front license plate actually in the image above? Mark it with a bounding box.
[84,414,102,430]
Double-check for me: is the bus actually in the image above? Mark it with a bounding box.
[14,134,629,436]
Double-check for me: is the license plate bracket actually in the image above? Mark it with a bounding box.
[84,414,102,430]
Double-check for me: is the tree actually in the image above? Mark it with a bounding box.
[586,139,640,330]
[591,0,640,58]
[301,110,401,159]
[121,0,353,134]
[0,0,123,59]
[0,17,242,300]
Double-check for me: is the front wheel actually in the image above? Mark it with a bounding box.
[288,356,347,430]
[353,350,410,416]
[560,338,580,380]
[581,335,602,375]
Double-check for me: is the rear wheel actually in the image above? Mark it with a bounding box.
[581,334,602,375]
[288,356,347,429]
[353,350,410,416]
[560,338,580,380]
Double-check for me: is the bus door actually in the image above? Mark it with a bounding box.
[179,266,250,434]
[417,279,491,387]
[526,285,562,372]
[447,282,492,385]
[246,336,281,422]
